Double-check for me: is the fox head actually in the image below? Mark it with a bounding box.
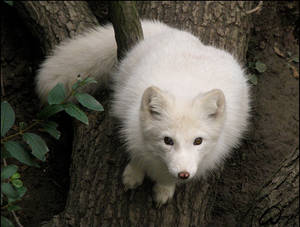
[140,86,226,181]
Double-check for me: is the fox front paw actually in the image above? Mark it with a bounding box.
[122,163,145,191]
[153,183,175,207]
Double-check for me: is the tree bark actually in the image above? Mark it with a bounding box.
[109,1,144,60]
[136,1,253,64]
[240,147,299,227]
[14,1,255,226]
[14,1,99,55]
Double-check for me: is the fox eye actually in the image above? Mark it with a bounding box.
[164,137,174,145]
[193,137,203,145]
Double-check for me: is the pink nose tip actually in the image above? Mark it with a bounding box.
[178,171,190,179]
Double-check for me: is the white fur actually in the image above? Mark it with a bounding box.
[36,20,250,205]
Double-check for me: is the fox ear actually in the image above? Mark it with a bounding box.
[193,89,225,119]
[140,86,170,120]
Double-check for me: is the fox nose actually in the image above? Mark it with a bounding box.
[178,171,190,179]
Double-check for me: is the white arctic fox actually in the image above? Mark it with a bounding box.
[36,20,250,205]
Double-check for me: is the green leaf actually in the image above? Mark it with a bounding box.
[4,1,14,6]
[1,216,14,227]
[255,61,267,73]
[75,93,104,111]
[64,103,89,125]
[1,183,19,199]
[4,141,39,167]
[1,149,11,159]
[41,121,61,139]
[247,61,255,69]
[7,186,27,203]
[11,173,20,180]
[11,179,23,188]
[37,104,64,119]
[81,77,97,85]
[23,133,49,161]
[16,186,26,198]
[7,205,21,212]
[1,101,15,137]
[1,165,18,180]
[47,83,66,105]
[248,74,258,85]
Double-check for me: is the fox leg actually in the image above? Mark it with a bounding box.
[122,160,145,191]
[153,182,176,207]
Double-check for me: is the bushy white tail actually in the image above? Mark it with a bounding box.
[36,23,120,103]
[35,20,172,103]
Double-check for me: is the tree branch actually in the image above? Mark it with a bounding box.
[109,1,144,60]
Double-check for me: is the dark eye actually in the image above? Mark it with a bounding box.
[193,137,203,145]
[164,137,174,145]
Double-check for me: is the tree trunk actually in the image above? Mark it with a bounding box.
[240,147,299,227]
[109,1,144,60]
[136,1,253,63]
[14,1,255,226]
[14,1,99,55]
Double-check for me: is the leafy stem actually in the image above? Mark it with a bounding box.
[1,120,42,144]
[60,85,78,105]
[1,75,101,227]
